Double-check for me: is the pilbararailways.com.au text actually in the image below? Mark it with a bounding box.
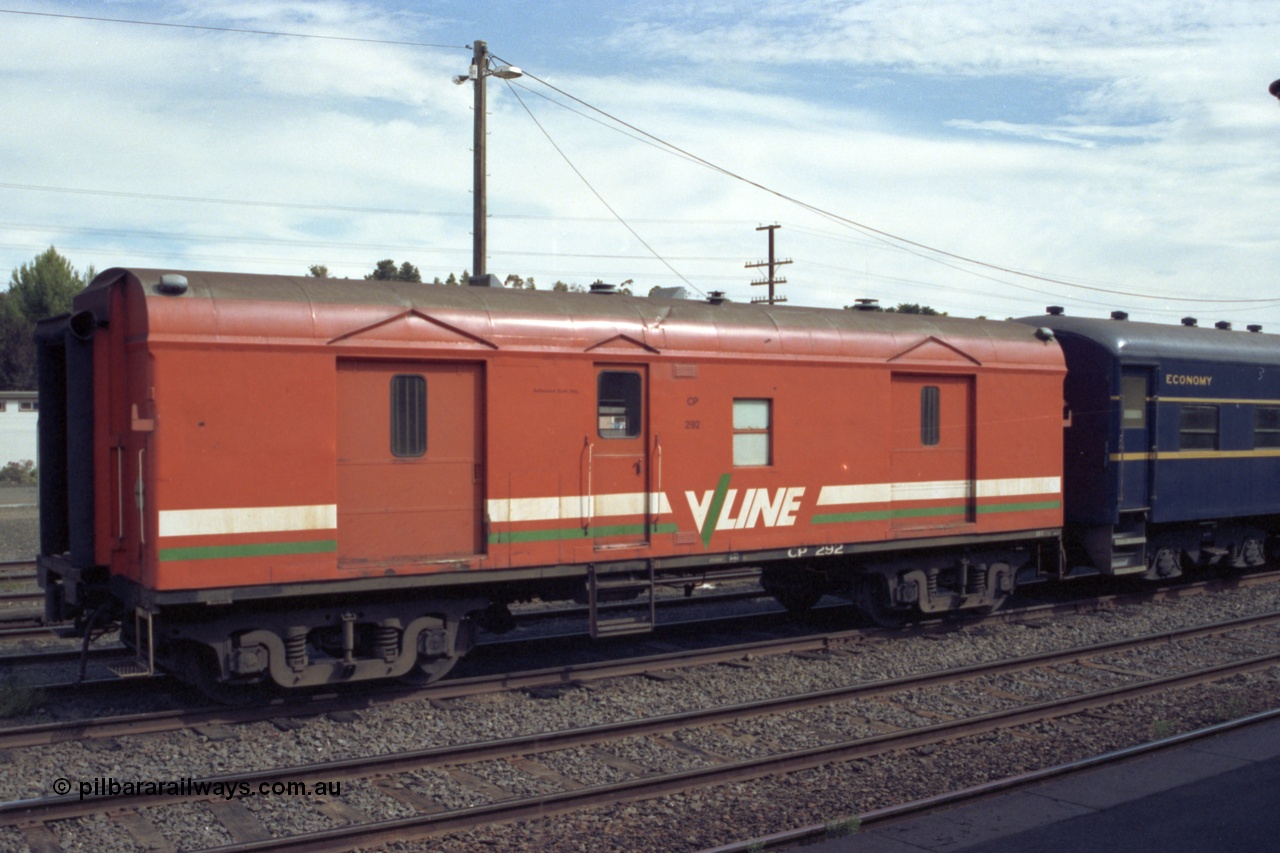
[53,776,342,800]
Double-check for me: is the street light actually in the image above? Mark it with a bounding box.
[454,40,522,286]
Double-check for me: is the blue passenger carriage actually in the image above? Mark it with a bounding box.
[1018,310,1280,579]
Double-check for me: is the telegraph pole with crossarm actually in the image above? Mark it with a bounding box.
[746,224,792,305]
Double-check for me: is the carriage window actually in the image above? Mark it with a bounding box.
[733,399,772,466]
[1121,375,1146,428]
[1179,404,1218,450]
[598,371,641,438]
[390,374,426,457]
[1255,406,1280,448]
[920,386,940,446]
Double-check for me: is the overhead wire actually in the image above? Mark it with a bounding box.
[499,56,1278,307]
[0,8,1269,310]
[0,8,464,49]
[501,79,706,296]
[0,221,742,262]
[0,183,755,226]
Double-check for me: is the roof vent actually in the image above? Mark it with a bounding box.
[1046,305,1064,316]
[156,273,189,295]
[1248,324,1263,333]
[1110,310,1129,321]
[1034,327,1055,342]
[1181,317,1198,327]
[707,291,728,305]
[1215,321,1232,330]
[589,282,618,295]
[649,286,688,300]
[853,298,880,311]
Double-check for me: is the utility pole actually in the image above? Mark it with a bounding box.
[472,40,488,280]
[746,224,791,305]
[454,41,521,286]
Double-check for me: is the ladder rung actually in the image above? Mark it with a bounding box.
[109,661,153,678]
[592,618,655,637]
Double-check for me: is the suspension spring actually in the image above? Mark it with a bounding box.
[285,627,308,671]
[375,624,400,662]
[969,563,989,594]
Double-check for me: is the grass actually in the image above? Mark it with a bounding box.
[0,675,44,718]
[824,816,861,838]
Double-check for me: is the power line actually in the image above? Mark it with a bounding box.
[0,182,756,226]
[2,10,1267,309]
[503,81,705,296]
[501,57,1277,307]
[0,221,741,262]
[0,8,464,49]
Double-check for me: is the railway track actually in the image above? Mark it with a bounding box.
[1,568,1277,741]
[705,706,1280,852]
[3,604,1278,850]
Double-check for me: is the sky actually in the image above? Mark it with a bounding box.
[2,1,1280,325]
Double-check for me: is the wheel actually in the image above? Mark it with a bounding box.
[399,615,470,685]
[1148,546,1183,579]
[1235,536,1266,568]
[177,642,263,706]
[975,592,1010,616]
[400,653,460,685]
[857,576,912,628]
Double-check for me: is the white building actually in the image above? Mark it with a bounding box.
[0,391,38,468]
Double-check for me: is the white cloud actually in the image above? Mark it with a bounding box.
[3,1,1280,327]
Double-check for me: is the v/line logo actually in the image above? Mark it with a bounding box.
[685,474,805,548]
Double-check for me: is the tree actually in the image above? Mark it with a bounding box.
[504,274,537,290]
[364,259,421,282]
[0,246,93,390]
[886,303,945,316]
[308,264,330,278]
[7,246,90,319]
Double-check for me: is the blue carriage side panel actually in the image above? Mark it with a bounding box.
[1016,312,1280,577]
[1152,357,1280,523]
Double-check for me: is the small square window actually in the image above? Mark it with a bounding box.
[733,399,771,466]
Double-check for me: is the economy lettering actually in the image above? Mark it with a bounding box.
[1165,374,1213,387]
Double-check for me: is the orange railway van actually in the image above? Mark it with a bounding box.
[37,269,1065,693]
